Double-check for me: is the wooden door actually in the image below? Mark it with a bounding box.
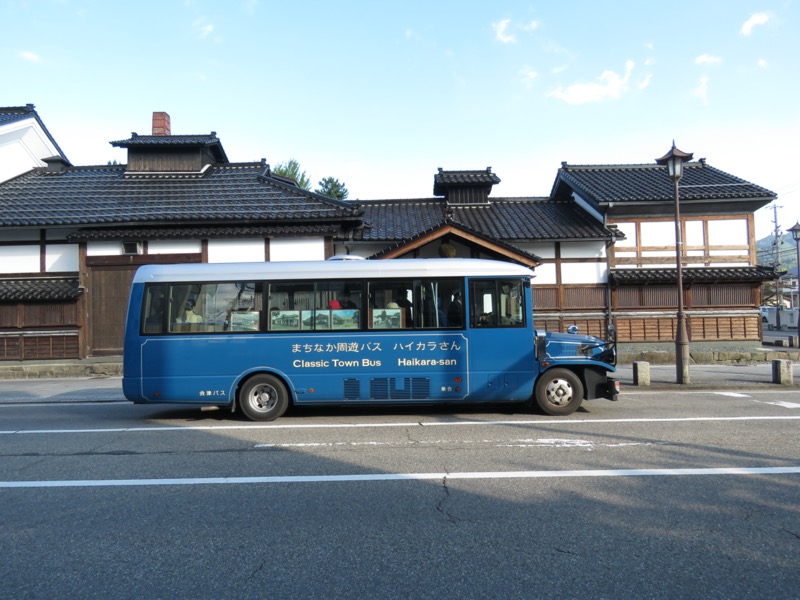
[89,266,138,356]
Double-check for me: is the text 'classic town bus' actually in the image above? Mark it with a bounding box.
[123,258,619,420]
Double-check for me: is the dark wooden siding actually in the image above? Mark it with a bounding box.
[0,301,80,360]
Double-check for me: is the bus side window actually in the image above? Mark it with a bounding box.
[142,284,166,335]
[469,279,525,328]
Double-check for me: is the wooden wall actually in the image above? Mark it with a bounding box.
[0,301,79,360]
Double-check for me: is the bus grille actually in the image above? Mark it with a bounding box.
[343,378,361,400]
[369,377,431,400]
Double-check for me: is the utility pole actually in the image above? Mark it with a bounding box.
[772,204,784,329]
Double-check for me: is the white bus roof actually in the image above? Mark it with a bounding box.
[132,258,535,284]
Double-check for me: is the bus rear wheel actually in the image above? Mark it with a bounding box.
[534,368,584,416]
[239,374,289,421]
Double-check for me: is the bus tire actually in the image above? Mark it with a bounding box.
[238,374,289,421]
[534,368,584,416]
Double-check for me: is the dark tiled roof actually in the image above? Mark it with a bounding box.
[0,277,81,302]
[554,162,776,205]
[0,163,362,228]
[110,132,229,163]
[433,168,500,196]
[111,133,221,147]
[355,197,612,241]
[67,224,344,242]
[609,265,776,285]
[0,104,70,164]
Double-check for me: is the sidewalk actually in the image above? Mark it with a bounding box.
[613,362,796,389]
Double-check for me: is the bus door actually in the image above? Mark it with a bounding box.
[466,277,535,401]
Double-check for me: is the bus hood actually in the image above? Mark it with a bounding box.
[539,330,616,367]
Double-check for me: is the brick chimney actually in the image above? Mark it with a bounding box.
[152,112,171,136]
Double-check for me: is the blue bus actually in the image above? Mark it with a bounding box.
[122,258,618,420]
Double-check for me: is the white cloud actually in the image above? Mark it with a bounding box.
[758,58,768,68]
[492,18,516,44]
[18,50,41,63]
[192,18,214,38]
[523,20,539,32]
[548,60,634,105]
[638,74,652,90]
[741,12,770,35]
[695,54,722,65]
[241,0,258,14]
[520,66,538,88]
[693,75,710,103]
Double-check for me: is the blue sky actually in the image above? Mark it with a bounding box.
[3,0,799,238]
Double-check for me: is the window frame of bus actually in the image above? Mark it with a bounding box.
[468,278,526,328]
[268,280,364,332]
[367,278,464,330]
[140,281,263,335]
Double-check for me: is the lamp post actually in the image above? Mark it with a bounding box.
[788,222,800,344]
[656,142,694,384]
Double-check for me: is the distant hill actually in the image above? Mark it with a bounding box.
[757,233,797,276]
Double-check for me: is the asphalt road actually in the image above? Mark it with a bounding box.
[1,386,799,599]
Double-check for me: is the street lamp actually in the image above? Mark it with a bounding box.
[656,142,694,384]
[788,222,800,344]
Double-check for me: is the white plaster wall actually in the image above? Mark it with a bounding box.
[708,219,748,245]
[531,263,557,284]
[520,242,556,259]
[0,142,36,183]
[560,261,608,284]
[87,241,123,256]
[685,220,704,245]
[0,246,39,273]
[0,118,60,183]
[640,221,675,245]
[208,239,266,263]
[269,238,325,262]
[560,241,607,259]
[45,244,79,272]
[148,240,202,255]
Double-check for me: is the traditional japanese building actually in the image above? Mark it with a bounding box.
[0,106,777,361]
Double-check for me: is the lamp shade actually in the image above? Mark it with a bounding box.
[788,222,800,242]
[656,142,694,181]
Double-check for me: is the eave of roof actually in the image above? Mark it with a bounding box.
[111,132,230,163]
[433,168,501,196]
[0,276,81,302]
[0,104,70,164]
[66,223,345,242]
[609,265,776,285]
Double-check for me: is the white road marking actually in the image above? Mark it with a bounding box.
[2,466,799,489]
[715,392,751,398]
[254,438,667,450]
[3,415,800,436]
[753,400,800,409]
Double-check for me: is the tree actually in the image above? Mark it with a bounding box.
[316,176,349,201]
[271,158,311,190]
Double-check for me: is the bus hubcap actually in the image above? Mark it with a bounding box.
[545,379,572,406]
[252,386,276,411]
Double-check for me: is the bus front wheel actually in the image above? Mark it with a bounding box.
[534,368,584,416]
[239,374,289,421]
